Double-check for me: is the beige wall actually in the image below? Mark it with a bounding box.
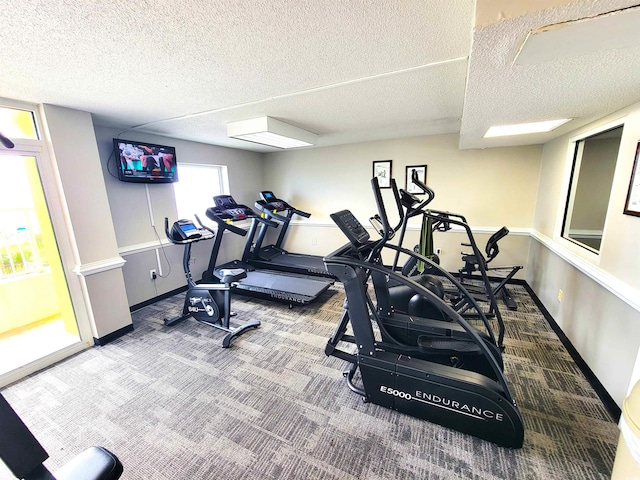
[529,103,640,407]
[40,105,132,339]
[263,133,541,274]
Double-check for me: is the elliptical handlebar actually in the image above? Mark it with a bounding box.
[370,176,393,259]
[398,168,436,221]
[411,168,435,206]
[390,179,405,233]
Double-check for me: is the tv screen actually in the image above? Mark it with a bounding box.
[113,138,178,183]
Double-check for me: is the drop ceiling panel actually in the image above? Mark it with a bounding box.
[461,0,640,149]
[139,59,468,151]
[3,0,640,152]
[1,0,474,130]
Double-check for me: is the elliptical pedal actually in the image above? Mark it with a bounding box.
[417,336,482,356]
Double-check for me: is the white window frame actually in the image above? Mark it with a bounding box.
[172,163,229,228]
[557,118,624,261]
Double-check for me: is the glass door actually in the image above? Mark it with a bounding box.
[0,102,89,384]
[0,153,81,376]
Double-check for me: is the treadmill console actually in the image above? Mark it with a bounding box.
[330,210,370,247]
[259,191,287,211]
[211,195,256,221]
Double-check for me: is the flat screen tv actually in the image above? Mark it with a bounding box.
[113,138,178,183]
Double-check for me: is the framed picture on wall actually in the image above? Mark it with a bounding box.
[406,165,427,194]
[373,160,392,188]
[623,142,640,217]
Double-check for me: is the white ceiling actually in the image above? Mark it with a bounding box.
[1,0,640,153]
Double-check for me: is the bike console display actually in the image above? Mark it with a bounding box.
[330,210,370,247]
[174,220,201,239]
[165,218,213,245]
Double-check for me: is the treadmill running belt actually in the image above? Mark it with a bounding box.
[241,271,330,297]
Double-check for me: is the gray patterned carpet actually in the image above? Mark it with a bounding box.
[0,283,620,479]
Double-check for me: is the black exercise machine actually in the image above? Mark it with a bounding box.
[250,191,334,278]
[164,217,260,347]
[202,195,333,307]
[403,168,522,313]
[323,177,524,448]
[0,392,123,479]
[458,226,523,311]
[388,170,511,346]
[327,181,504,379]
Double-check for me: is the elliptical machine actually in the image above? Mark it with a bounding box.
[323,177,524,448]
[386,169,508,348]
[327,180,504,379]
[164,216,260,348]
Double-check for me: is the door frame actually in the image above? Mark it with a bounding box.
[0,99,93,387]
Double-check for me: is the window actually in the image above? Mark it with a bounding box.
[172,164,228,225]
[0,106,39,140]
[0,106,44,278]
[562,125,623,253]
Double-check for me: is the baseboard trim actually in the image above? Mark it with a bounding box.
[129,285,188,312]
[93,324,134,346]
[521,281,621,422]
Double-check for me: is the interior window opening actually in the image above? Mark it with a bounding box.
[562,125,623,253]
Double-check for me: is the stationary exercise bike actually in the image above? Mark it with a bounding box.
[164,217,260,348]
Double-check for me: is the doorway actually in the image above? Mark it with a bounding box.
[0,153,81,376]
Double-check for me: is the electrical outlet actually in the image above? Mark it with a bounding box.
[557,289,563,302]
[435,248,442,255]
[150,269,157,280]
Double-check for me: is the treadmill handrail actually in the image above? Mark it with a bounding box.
[256,196,311,218]
[323,254,516,406]
[205,206,277,233]
[254,201,291,223]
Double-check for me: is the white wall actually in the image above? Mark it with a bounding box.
[263,133,542,273]
[40,105,132,339]
[529,102,640,407]
[93,126,264,307]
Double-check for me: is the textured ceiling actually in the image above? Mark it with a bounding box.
[1,0,639,152]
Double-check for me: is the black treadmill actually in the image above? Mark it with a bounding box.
[202,195,333,306]
[250,191,334,278]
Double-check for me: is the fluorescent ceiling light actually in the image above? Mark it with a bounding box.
[227,116,317,149]
[484,119,571,138]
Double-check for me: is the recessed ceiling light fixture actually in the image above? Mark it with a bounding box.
[227,116,317,149]
[484,119,571,138]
